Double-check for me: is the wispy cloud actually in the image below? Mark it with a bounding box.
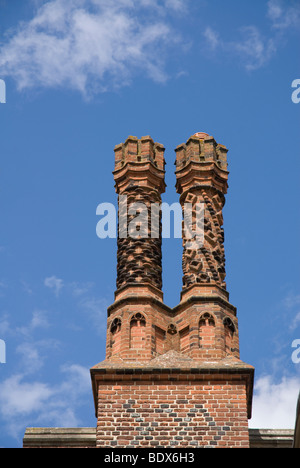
[43,276,107,331]
[44,275,64,296]
[78,296,108,333]
[203,27,219,51]
[283,292,300,309]
[204,24,276,71]
[267,0,300,30]
[16,309,50,337]
[69,281,94,297]
[0,275,108,444]
[1,309,53,374]
[20,280,33,295]
[0,303,92,440]
[0,314,10,336]
[282,292,300,332]
[203,0,300,71]
[232,26,276,71]
[0,0,187,98]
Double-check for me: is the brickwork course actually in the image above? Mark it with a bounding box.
[90,132,255,448]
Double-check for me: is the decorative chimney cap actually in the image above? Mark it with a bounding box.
[192,132,209,139]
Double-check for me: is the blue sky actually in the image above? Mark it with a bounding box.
[0,0,299,448]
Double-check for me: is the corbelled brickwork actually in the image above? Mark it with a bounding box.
[91,132,254,449]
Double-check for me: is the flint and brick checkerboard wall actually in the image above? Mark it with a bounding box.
[95,374,250,448]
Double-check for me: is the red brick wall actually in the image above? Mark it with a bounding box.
[95,374,250,448]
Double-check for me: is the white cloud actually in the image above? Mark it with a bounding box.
[0,0,186,97]
[30,310,50,329]
[0,314,10,336]
[1,310,50,339]
[0,364,91,439]
[164,0,186,11]
[0,374,54,418]
[232,26,276,71]
[281,292,300,331]
[78,296,108,333]
[0,279,102,442]
[291,312,300,332]
[203,24,276,71]
[9,310,53,374]
[203,1,299,71]
[16,337,60,375]
[267,0,300,29]
[17,310,50,339]
[44,275,64,296]
[69,281,94,297]
[283,292,300,309]
[267,0,284,22]
[20,280,33,295]
[249,374,300,429]
[203,27,219,51]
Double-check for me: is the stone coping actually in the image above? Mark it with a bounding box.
[90,351,254,419]
[23,427,295,449]
[90,350,253,372]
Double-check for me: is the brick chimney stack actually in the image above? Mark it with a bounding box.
[173,132,240,362]
[113,135,166,294]
[91,133,254,448]
[102,136,169,364]
[175,132,228,292]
